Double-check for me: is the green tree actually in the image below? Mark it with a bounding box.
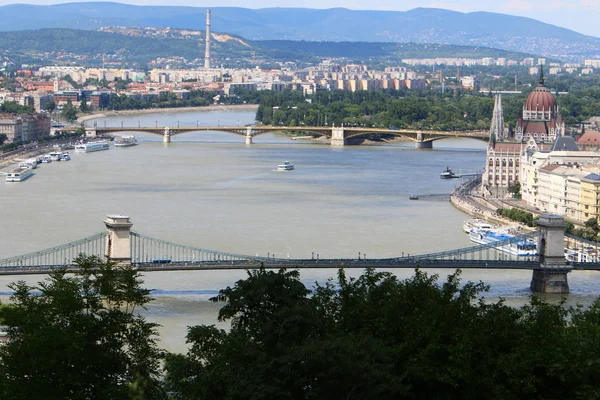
[79,97,89,112]
[60,99,78,122]
[0,255,166,400]
[508,181,522,199]
[43,99,56,113]
[165,267,600,399]
[0,133,7,146]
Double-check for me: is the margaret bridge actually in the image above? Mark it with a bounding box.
[1,215,599,295]
[69,124,489,148]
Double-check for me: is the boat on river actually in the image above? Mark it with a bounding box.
[48,151,63,161]
[277,161,294,171]
[463,219,496,234]
[75,141,110,153]
[440,167,459,179]
[114,135,138,147]
[6,166,34,182]
[469,229,537,256]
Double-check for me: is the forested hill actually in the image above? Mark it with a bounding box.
[0,28,533,68]
[0,3,598,59]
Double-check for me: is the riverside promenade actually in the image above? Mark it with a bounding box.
[450,176,527,228]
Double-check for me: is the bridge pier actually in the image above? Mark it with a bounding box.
[331,126,346,146]
[104,215,133,265]
[415,141,433,149]
[246,126,253,144]
[531,215,570,294]
[84,128,97,138]
[415,132,432,149]
[163,127,171,143]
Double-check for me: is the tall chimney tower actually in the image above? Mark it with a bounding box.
[204,8,211,69]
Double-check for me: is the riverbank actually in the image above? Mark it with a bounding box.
[450,177,524,228]
[0,138,86,171]
[77,104,259,123]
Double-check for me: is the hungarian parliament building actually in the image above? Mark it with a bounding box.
[482,70,600,224]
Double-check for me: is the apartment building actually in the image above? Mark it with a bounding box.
[0,113,50,143]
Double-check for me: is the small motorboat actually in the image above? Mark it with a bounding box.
[277,161,294,171]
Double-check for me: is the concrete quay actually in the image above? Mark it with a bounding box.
[449,177,528,229]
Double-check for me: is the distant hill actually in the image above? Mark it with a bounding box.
[0,2,598,60]
[0,28,533,68]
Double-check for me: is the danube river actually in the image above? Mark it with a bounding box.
[1,108,599,352]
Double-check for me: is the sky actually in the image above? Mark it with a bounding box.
[1,0,598,37]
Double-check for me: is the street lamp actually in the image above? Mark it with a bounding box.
[177,121,180,128]
[155,121,158,128]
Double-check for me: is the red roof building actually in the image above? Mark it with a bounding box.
[577,132,600,151]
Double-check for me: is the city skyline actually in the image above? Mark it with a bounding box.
[0,0,598,38]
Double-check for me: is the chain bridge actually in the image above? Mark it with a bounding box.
[76,124,489,148]
[1,215,599,294]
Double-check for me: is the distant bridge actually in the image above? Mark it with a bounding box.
[0,215,598,294]
[72,124,489,148]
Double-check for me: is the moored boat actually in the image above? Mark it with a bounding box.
[6,166,34,182]
[75,141,110,153]
[469,229,537,256]
[440,167,459,179]
[277,161,294,171]
[48,151,63,161]
[19,158,38,169]
[114,135,138,147]
[463,219,496,234]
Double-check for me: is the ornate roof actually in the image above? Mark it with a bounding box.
[525,70,556,112]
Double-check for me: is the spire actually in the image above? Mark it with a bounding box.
[489,93,505,144]
[538,65,545,86]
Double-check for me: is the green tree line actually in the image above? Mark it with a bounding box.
[3,259,600,398]
[255,84,600,131]
[256,89,527,131]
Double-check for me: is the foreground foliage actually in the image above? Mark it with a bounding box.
[0,255,166,400]
[165,268,600,400]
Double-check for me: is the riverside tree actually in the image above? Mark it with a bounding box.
[165,267,600,399]
[0,255,166,400]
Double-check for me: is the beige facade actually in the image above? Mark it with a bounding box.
[580,176,600,222]
[0,113,50,143]
[520,148,600,223]
[0,114,22,142]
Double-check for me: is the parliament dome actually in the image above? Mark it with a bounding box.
[525,84,556,112]
[522,69,557,121]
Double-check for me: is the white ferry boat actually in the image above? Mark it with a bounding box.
[277,161,294,171]
[75,142,110,153]
[469,229,537,256]
[440,166,459,179]
[114,135,138,147]
[6,166,34,182]
[19,158,38,169]
[463,219,496,234]
[48,151,63,161]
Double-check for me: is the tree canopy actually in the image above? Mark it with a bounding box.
[0,255,166,400]
[165,267,600,399]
